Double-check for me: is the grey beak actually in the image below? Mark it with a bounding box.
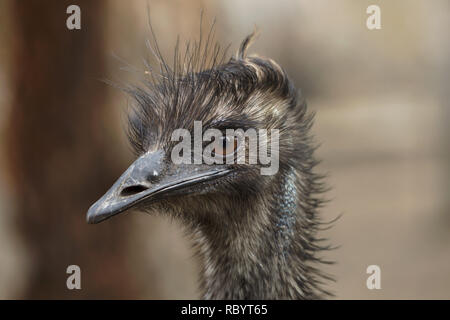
[87,150,165,224]
[86,150,231,224]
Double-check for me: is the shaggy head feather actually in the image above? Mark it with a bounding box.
[91,24,334,299]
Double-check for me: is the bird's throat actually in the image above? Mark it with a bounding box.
[194,169,316,299]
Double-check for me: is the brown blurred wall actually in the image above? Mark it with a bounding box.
[6,0,140,298]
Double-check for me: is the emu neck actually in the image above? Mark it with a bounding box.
[194,169,317,299]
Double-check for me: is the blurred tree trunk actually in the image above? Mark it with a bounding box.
[7,0,139,298]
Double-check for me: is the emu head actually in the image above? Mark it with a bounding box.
[87,32,315,229]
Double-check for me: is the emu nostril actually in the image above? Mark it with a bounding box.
[120,185,148,197]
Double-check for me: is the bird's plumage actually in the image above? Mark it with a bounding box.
[88,25,334,299]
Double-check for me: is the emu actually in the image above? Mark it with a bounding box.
[87,30,333,299]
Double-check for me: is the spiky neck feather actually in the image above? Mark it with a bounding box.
[189,166,330,299]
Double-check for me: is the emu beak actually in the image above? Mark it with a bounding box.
[86,150,231,224]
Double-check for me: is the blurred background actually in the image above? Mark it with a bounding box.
[0,0,449,299]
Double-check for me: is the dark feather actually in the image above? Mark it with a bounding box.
[121,21,335,299]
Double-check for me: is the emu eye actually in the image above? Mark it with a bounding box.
[214,136,238,157]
